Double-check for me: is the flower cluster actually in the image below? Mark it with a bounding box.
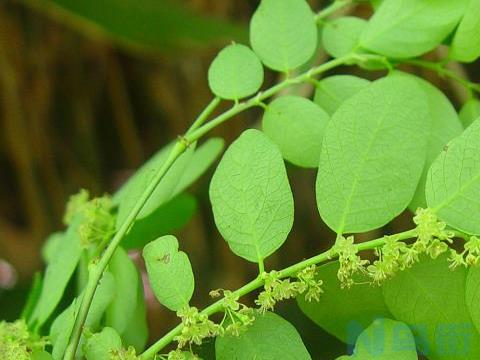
[174,306,221,348]
[331,236,369,288]
[367,236,409,284]
[110,346,139,359]
[449,236,480,269]
[212,290,255,336]
[412,208,453,258]
[0,320,48,360]
[255,266,324,312]
[166,350,200,360]
[64,189,116,248]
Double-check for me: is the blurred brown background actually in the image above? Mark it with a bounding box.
[0,0,478,358]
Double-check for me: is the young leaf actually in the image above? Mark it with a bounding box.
[341,318,417,359]
[383,255,480,360]
[360,0,468,58]
[316,76,429,234]
[388,72,463,211]
[83,327,122,360]
[114,143,194,227]
[50,299,78,360]
[120,277,148,352]
[215,312,311,360]
[322,17,367,58]
[208,44,263,100]
[143,235,194,311]
[172,138,225,197]
[22,273,43,326]
[250,0,317,72]
[313,75,370,116]
[450,0,480,62]
[122,194,197,250]
[49,272,115,359]
[466,266,480,335]
[105,247,139,334]
[31,217,83,328]
[209,129,294,263]
[262,96,329,168]
[426,119,480,234]
[41,232,64,264]
[297,261,391,345]
[459,98,480,129]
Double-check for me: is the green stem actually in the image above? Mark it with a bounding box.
[405,59,480,95]
[187,96,221,135]
[64,142,187,360]
[315,0,353,23]
[139,229,417,359]
[64,54,353,359]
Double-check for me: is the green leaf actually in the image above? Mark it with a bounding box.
[466,266,480,335]
[122,194,197,250]
[459,98,480,129]
[209,129,294,263]
[343,318,417,359]
[208,44,264,100]
[31,217,83,328]
[316,76,429,234]
[86,272,115,330]
[50,299,78,360]
[388,72,463,212]
[32,351,53,360]
[106,247,138,334]
[297,261,391,345]
[426,119,480,234]
[382,255,480,360]
[114,143,194,227]
[143,235,194,311]
[215,312,311,360]
[115,138,221,228]
[83,327,122,360]
[29,0,247,54]
[360,0,468,58]
[262,96,329,168]
[313,75,370,116]
[322,17,367,58]
[450,0,480,62]
[49,271,115,359]
[22,273,43,326]
[172,138,225,197]
[41,232,63,264]
[250,0,317,72]
[120,277,148,352]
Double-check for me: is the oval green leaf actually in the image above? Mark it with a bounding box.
[388,72,463,212]
[297,261,392,345]
[208,44,263,100]
[143,235,194,311]
[383,255,480,360]
[466,266,480,335]
[322,17,367,58]
[250,0,317,72]
[209,129,294,263]
[31,217,83,328]
[316,76,429,234]
[105,247,139,334]
[450,0,480,62]
[120,278,148,352]
[343,318,417,359]
[459,98,480,129]
[83,327,122,360]
[313,75,370,116]
[262,96,329,168]
[215,312,311,360]
[122,194,197,250]
[426,119,480,234]
[360,0,468,58]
